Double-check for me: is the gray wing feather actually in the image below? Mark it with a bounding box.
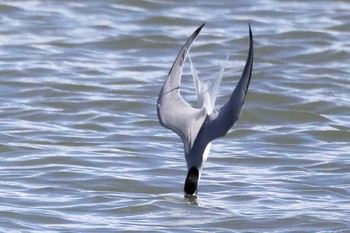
[204,24,254,143]
[157,23,207,154]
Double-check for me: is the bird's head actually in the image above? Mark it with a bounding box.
[184,166,199,196]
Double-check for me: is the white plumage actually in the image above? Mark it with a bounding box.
[157,23,254,196]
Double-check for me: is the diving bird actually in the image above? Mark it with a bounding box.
[157,23,253,196]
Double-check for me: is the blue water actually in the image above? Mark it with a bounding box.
[1,0,350,232]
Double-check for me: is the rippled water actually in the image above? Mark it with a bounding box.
[1,0,350,232]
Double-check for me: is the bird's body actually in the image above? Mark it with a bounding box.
[157,23,254,196]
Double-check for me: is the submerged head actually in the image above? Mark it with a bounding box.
[184,167,199,196]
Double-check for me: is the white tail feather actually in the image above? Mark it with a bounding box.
[188,53,229,114]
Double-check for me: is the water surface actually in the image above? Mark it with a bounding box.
[1,0,350,232]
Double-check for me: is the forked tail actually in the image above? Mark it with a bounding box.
[188,54,228,114]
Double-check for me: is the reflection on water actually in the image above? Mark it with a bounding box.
[0,0,350,232]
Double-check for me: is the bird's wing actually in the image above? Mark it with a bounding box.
[203,24,254,144]
[157,23,207,154]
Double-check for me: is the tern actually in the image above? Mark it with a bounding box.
[157,23,253,196]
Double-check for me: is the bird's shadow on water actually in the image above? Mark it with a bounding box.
[184,194,222,208]
[184,195,202,206]
[161,192,205,207]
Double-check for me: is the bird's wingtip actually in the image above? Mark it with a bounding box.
[196,22,205,33]
[248,23,253,42]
